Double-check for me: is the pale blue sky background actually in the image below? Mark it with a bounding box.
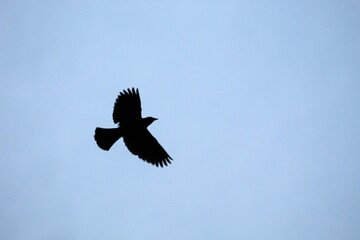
[1,1,360,239]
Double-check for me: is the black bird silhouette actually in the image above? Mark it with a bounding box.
[94,88,173,167]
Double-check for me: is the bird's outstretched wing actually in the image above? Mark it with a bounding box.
[123,129,173,167]
[113,88,142,125]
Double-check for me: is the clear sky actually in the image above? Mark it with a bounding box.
[1,1,360,239]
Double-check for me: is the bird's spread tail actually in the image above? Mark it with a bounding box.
[94,127,123,151]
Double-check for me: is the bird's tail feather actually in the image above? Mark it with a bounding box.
[94,127,123,151]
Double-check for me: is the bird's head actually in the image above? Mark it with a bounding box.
[143,116,158,127]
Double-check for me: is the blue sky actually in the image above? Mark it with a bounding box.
[1,1,360,239]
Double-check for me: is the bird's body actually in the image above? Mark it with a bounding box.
[94,88,172,167]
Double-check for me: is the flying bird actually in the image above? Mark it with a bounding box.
[94,88,173,167]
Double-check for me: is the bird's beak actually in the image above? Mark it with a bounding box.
[154,118,158,121]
